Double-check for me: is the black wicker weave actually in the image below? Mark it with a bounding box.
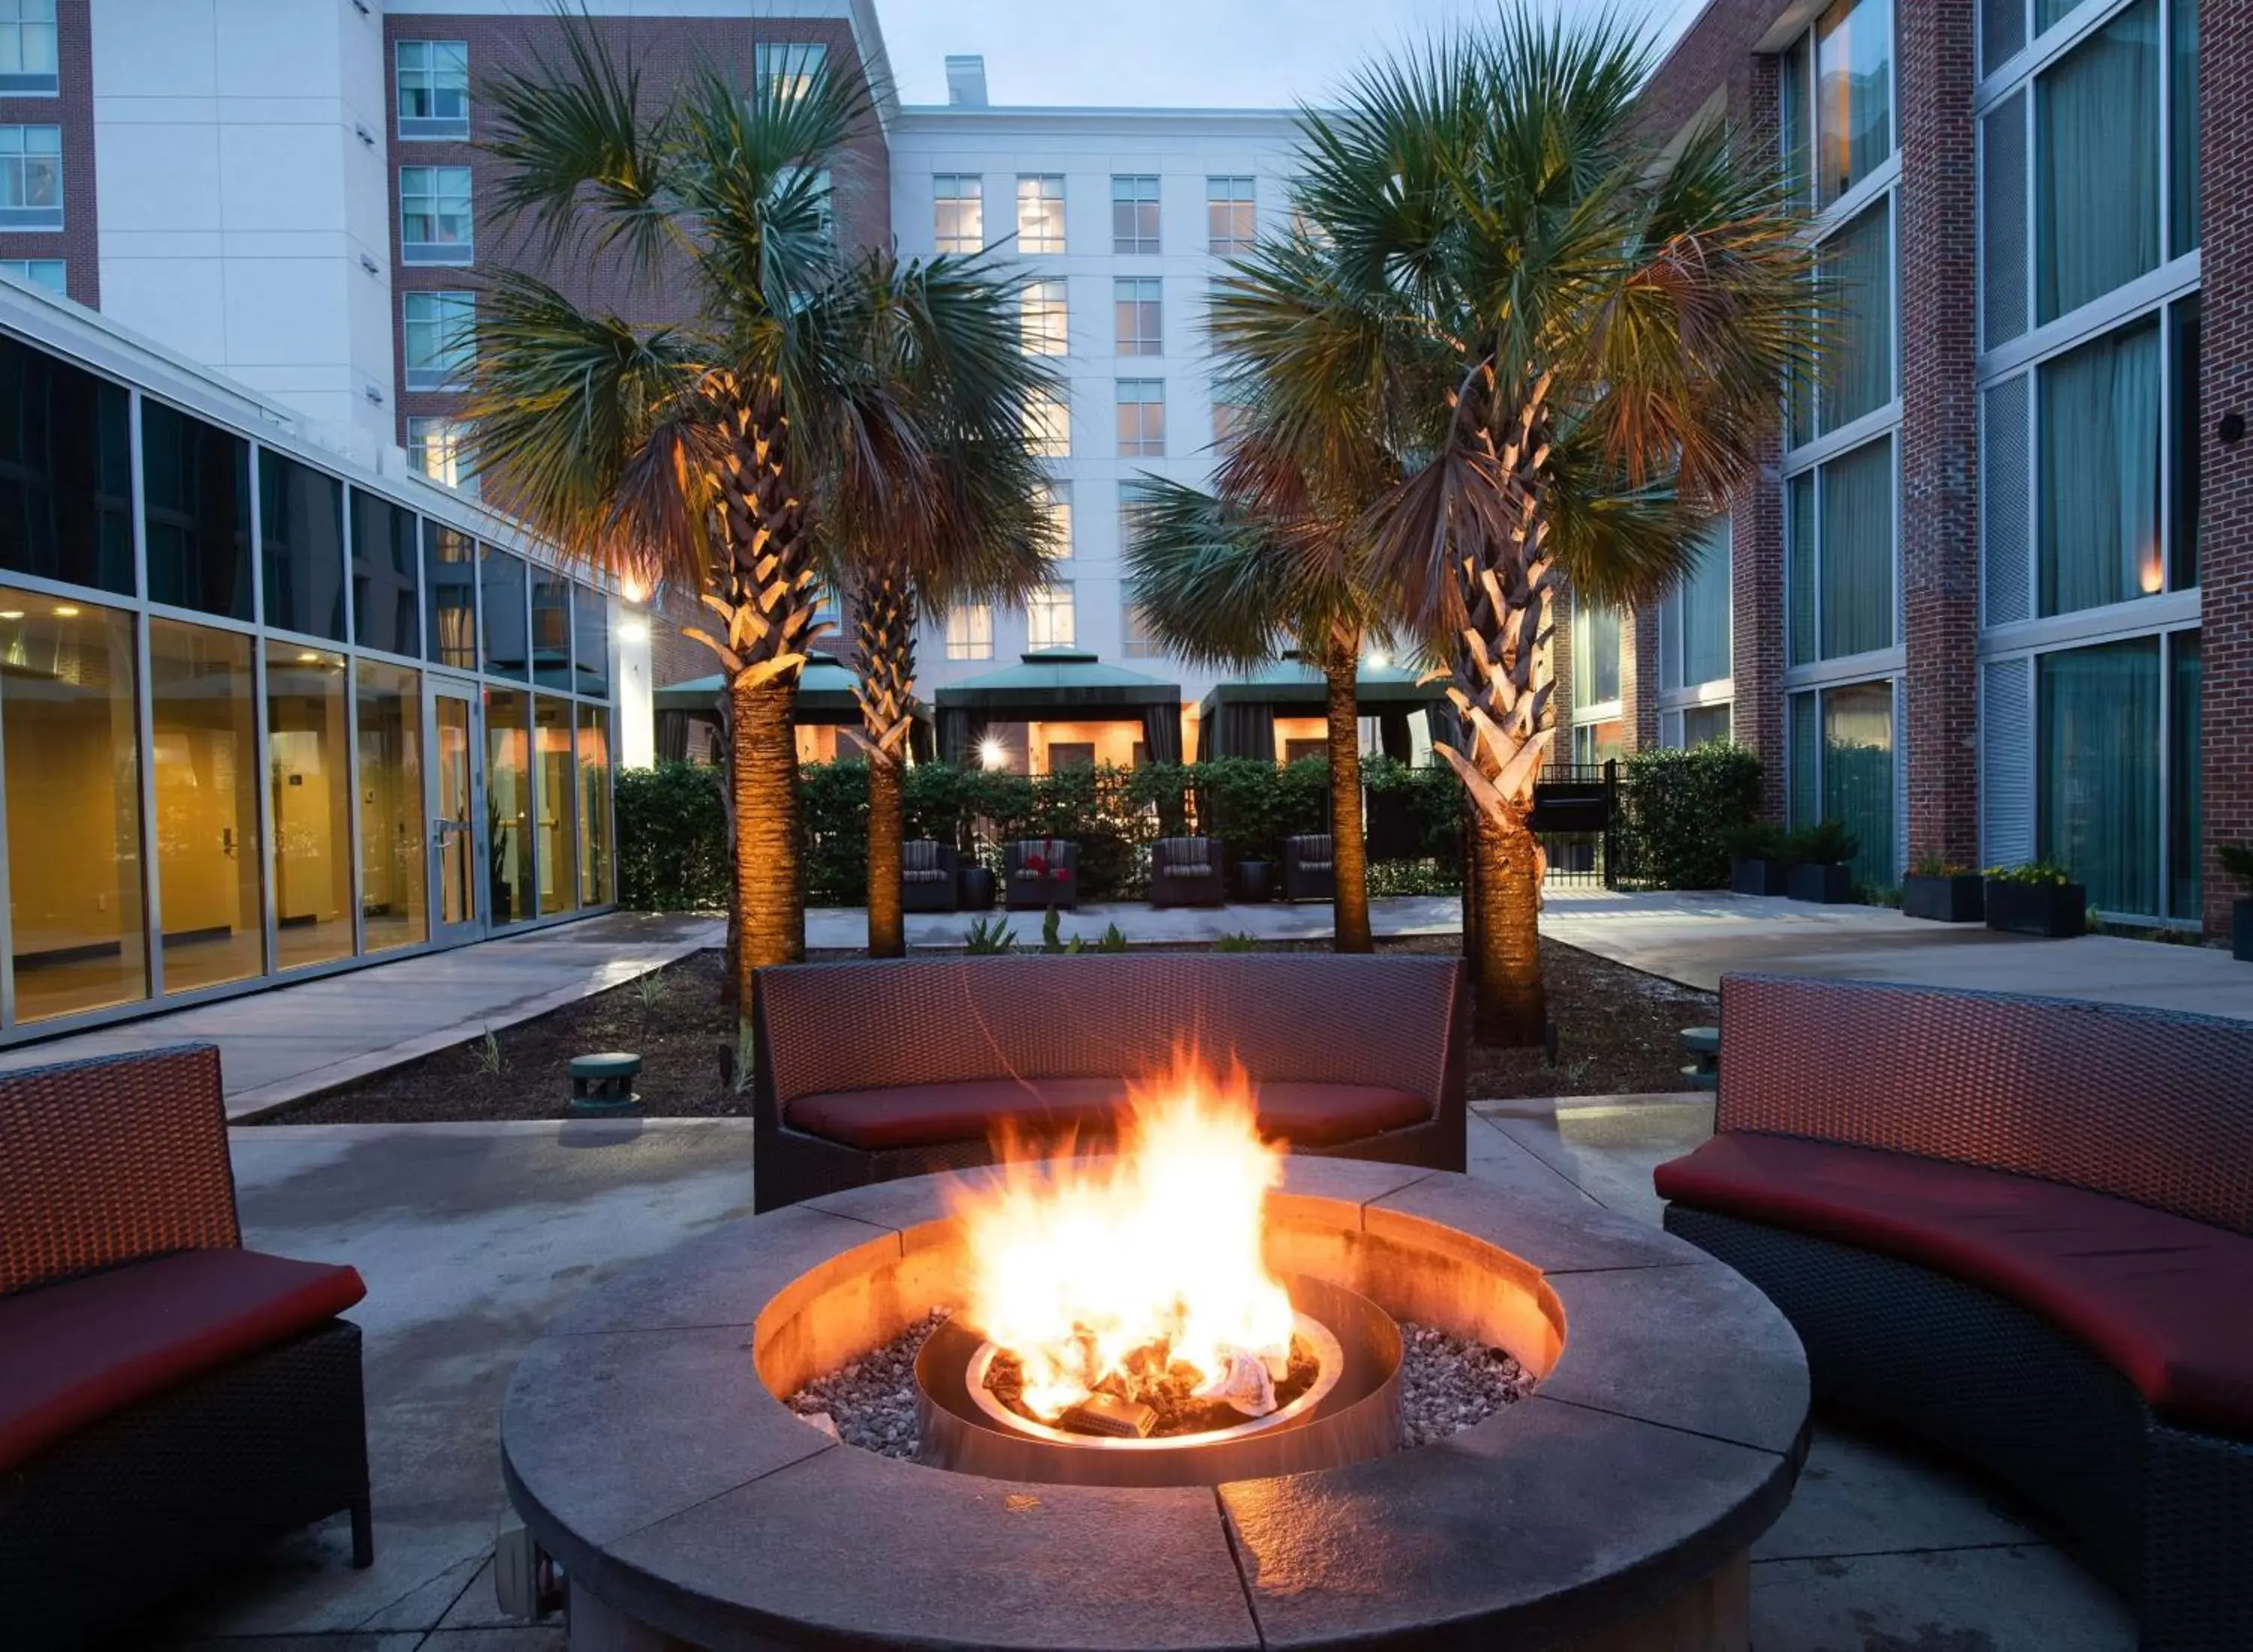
[1658,975,2253,1652]
[1149,836,1226,908]
[750,952,1468,1210]
[0,1045,372,1650]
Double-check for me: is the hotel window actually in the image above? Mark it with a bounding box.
[1025,387,1070,457]
[1664,522,1733,691]
[0,125,61,228]
[2,593,146,1021]
[574,584,610,695]
[0,333,133,595]
[533,696,577,915]
[933,173,983,253]
[351,489,421,657]
[1118,479,1160,553]
[0,0,58,96]
[2037,1,2159,324]
[1120,601,1160,657]
[1208,176,1256,253]
[400,165,472,264]
[481,544,529,680]
[424,523,478,669]
[1815,200,1893,433]
[1017,174,1066,252]
[151,620,264,992]
[1115,379,1164,457]
[1787,680,1895,885]
[532,567,575,690]
[578,705,614,906]
[946,604,994,661]
[1211,397,1252,448]
[396,40,469,140]
[403,291,475,390]
[1026,582,1075,650]
[1112,174,1160,255]
[1678,704,1733,746]
[260,451,347,641]
[1571,601,1621,708]
[1114,277,1162,356]
[357,659,429,953]
[1021,279,1068,356]
[487,688,532,923]
[142,399,253,619]
[0,257,61,293]
[755,41,828,103]
[407,415,478,496]
[1781,0,1893,209]
[266,643,356,969]
[1787,435,1894,665]
[1038,479,1072,558]
[783,164,834,243]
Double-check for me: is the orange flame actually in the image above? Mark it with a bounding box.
[946,1052,1295,1420]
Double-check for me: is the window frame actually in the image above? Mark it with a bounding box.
[1206,175,1256,254]
[0,122,62,230]
[399,164,473,266]
[0,0,58,97]
[1114,378,1165,457]
[933,173,984,255]
[1021,278,1069,357]
[945,603,994,661]
[402,289,475,391]
[1017,173,1066,254]
[1025,581,1076,650]
[1111,174,1160,255]
[395,38,469,140]
[1113,276,1163,357]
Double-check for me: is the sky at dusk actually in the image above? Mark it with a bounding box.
[873,0,1712,110]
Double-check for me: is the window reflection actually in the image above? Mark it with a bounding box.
[0,334,134,594]
[532,569,572,689]
[533,696,576,916]
[152,619,263,992]
[486,687,532,923]
[358,660,427,951]
[424,523,476,668]
[480,544,528,679]
[143,401,252,620]
[260,451,347,641]
[265,642,355,969]
[578,705,611,906]
[2,592,146,1020]
[351,489,421,656]
[573,586,608,696]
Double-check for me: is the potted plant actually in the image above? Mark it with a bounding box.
[1983,861,2086,938]
[2222,843,2253,963]
[1902,853,1985,924]
[1723,822,1790,897]
[1784,821,1857,904]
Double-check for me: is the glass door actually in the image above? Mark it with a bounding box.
[430,683,482,943]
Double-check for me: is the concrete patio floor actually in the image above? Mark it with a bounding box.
[135,1102,2137,1652]
[0,912,721,1119]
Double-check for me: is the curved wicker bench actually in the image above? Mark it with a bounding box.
[1654,975,2253,1652]
[751,953,1467,1210]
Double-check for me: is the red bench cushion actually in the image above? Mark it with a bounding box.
[788,1078,1431,1152]
[1655,1132,2253,1436]
[0,1248,366,1473]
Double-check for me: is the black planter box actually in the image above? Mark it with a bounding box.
[1984,879,2086,939]
[1236,860,1273,903]
[1903,873,1986,924]
[958,866,996,911]
[2234,898,2253,963]
[1787,862,1853,904]
[1730,856,1790,897]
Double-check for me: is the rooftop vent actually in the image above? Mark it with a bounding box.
[946,54,988,109]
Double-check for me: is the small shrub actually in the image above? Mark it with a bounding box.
[1040,907,1066,953]
[1095,922,1130,952]
[1721,821,1787,862]
[2219,843,2253,887]
[1787,819,1858,867]
[1615,745,1763,889]
[1984,860,2072,885]
[731,1020,756,1095]
[1213,931,1261,953]
[964,915,1017,954]
[635,972,668,1012]
[1908,852,1973,878]
[614,763,729,911]
[474,1029,503,1077]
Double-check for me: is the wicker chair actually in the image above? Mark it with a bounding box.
[1654,975,2253,1650]
[1149,835,1226,908]
[900,840,959,912]
[1283,834,1336,903]
[0,1045,373,1649]
[1003,837,1079,910]
[751,953,1468,1210]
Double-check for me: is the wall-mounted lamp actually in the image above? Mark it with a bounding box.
[2220,412,2246,445]
[979,737,1009,771]
[617,618,651,644]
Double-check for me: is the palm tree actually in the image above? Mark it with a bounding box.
[818,256,1057,957]
[1220,14,1817,1042]
[1123,468,1388,952]
[464,28,1050,1003]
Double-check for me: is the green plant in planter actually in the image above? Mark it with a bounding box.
[1721,821,1787,862]
[2220,844,2253,886]
[964,915,1017,954]
[1909,852,1972,878]
[1095,922,1130,953]
[1789,819,1858,867]
[1983,860,2073,885]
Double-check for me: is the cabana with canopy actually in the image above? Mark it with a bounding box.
[933,650,1184,773]
[1194,658,1452,763]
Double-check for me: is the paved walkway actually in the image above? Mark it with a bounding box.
[134,1103,2132,1650]
[0,912,721,1120]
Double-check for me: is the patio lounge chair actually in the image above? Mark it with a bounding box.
[0,1046,373,1649]
[1150,835,1226,908]
[1283,834,1336,903]
[749,952,1468,1210]
[900,840,959,913]
[1654,976,2253,1650]
[1004,838,1078,910]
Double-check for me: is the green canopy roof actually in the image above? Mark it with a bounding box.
[1196,658,1445,716]
[653,656,874,725]
[934,650,1181,713]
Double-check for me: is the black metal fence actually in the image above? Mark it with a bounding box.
[1530,761,1619,890]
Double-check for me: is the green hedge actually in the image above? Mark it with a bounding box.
[1613,744,1763,890]
[614,762,731,912]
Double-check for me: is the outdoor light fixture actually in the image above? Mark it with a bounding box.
[297,652,321,664]
[1365,648,1389,669]
[979,737,1008,770]
[617,618,650,644]
[51,605,78,617]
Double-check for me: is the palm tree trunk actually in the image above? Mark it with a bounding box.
[1322,653,1373,953]
[1468,809,1545,1044]
[866,754,905,957]
[731,671,804,1007]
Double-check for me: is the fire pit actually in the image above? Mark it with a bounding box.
[504,1072,1809,1650]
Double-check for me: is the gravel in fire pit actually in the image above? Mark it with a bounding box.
[783,1310,1533,1460]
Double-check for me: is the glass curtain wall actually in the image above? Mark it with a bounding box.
[150,619,262,992]
[1788,682,1895,888]
[426,525,478,668]
[2038,319,2161,613]
[486,688,532,924]
[357,660,427,951]
[2038,638,2160,915]
[0,336,134,593]
[532,697,576,916]
[578,706,611,906]
[265,643,354,969]
[2,592,145,1021]
[1676,526,1732,688]
[2037,1,2158,325]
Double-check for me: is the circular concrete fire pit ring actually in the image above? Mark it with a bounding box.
[504,1158,1810,1652]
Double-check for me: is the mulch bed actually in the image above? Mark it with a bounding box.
[267,934,1712,1126]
